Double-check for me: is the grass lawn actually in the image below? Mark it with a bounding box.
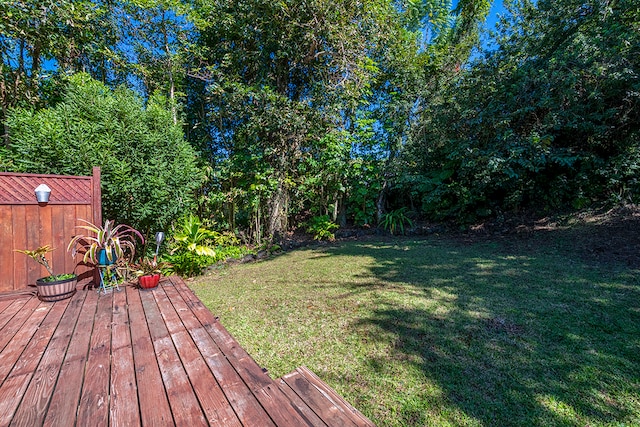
[190,231,640,426]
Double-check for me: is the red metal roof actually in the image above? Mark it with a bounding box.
[0,172,92,204]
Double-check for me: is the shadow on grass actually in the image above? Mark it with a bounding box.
[322,236,640,426]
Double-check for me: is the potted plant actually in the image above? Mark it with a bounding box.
[15,245,77,302]
[130,257,164,289]
[67,219,144,266]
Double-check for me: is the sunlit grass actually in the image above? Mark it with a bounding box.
[190,236,640,427]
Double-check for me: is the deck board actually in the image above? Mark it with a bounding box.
[43,287,98,427]
[126,284,174,425]
[8,290,87,426]
[109,288,140,427]
[0,298,68,424]
[0,275,375,426]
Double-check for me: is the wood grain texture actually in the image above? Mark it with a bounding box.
[281,367,376,427]
[10,290,87,426]
[110,288,140,427]
[0,297,41,353]
[277,378,329,427]
[140,288,208,425]
[92,167,102,227]
[43,288,98,427]
[0,298,69,424]
[0,298,29,332]
[11,206,27,290]
[126,285,174,425]
[76,293,114,425]
[0,301,51,386]
[0,206,14,292]
[0,171,101,291]
[0,277,374,427]
[154,285,242,426]
[25,206,42,286]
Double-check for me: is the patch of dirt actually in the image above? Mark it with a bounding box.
[277,205,640,270]
[444,205,640,270]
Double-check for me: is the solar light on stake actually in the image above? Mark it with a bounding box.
[153,231,165,265]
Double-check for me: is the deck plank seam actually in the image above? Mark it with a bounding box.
[139,285,208,425]
[156,282,244,425]
[125,285,176,426]
[166,278,283,426]
[0,297,72,424]
[8,289,89,426]
[43,287,100,426]
[150,283,212,423]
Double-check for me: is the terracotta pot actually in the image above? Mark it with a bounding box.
[139,274,161,289]
[36,274,77,302]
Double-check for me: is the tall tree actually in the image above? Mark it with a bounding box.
[406,0,640,220]
[112,0,195,123]
[0,0,104,143]
[192,0,402,240]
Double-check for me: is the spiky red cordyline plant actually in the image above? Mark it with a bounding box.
[67,219,144,265]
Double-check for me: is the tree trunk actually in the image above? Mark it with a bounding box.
[267,179,289,241]
[376,179,388,224]
[161,10,177,125]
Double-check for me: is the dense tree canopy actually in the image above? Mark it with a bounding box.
[404,0,640,221]
[1,0,638,239]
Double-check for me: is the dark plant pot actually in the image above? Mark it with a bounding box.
[36,275,77,302]
[98,248,117,265]
[139,274,161,289]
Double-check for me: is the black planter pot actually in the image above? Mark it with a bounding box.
[35,274,78,302]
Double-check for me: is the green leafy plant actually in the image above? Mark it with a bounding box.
[306,215,339,241]
[380,207,413,235]
[172,214,217,257]
[128,257,167,278]
[5,74,205,235]
[162,252,212,277]
[67,219,144,265]
[15,245,75,282]
[164,215,218,276]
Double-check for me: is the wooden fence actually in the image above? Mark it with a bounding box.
[0,167,102,293]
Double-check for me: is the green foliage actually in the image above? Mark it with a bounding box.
[405,0,640,221]
[167,213,215,277]
[5,74,205,234]
[380,208,413,235]
[171,214,217,257]
[12,0,633,230]
[166,214,251,276]
[15,245,56,278]
[162,252,213,277]
[128,257,165,277]
[305,215,339,241]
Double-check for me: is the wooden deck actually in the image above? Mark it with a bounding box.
[0,276,374,426]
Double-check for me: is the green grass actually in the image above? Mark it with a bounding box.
[190,235,640,427]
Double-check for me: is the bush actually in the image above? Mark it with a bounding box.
[165,214,251,276]
[305,215,339,241]
[5,73,205,235]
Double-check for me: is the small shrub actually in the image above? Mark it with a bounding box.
[162,252,214,277]
[306,215,339,241]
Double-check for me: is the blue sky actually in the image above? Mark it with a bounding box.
[485,0,507,30]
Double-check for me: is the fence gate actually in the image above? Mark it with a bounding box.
[0,167,102,293]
